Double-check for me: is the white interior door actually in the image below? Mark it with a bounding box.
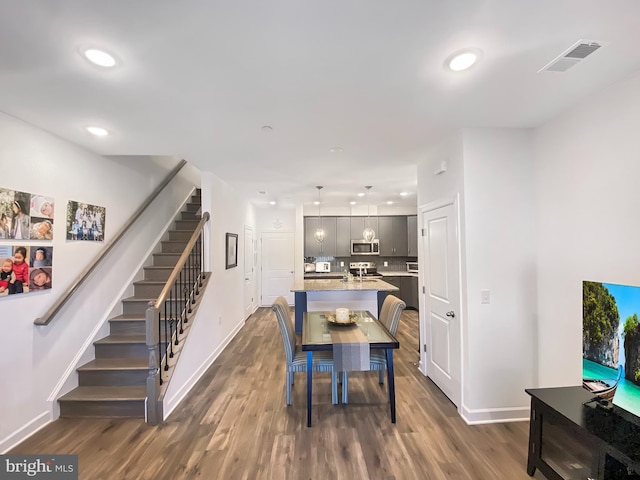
[421,200,461,408]
[261,231,295,306]
[244,225,255,319]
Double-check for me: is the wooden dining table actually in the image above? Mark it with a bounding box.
[301,310,400,427]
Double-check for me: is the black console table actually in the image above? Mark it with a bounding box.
[526,386,640,480]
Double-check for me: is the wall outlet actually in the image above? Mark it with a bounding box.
[480,289,490,304]
[340,261,344,267]
[384,261,388,267]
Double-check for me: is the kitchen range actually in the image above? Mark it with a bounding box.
[349,262,381,278]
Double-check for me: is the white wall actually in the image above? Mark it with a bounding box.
[0,112,200,451]
[534,71,640,387]
[461,129,537,422]
[417,129,537,423]
[163,171,256,418]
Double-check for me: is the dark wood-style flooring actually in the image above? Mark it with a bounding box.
[11,307,544,479]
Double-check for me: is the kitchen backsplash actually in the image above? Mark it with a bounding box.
[312,256,417,273]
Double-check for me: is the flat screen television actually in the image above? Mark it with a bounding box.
[583,281,640,419]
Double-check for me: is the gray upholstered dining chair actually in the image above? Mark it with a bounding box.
[342,294,406,403]
[272,296,338,405]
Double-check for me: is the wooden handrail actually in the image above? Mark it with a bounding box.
[34,159,188,326]
[146,212,209,425]
[154,212,210,309]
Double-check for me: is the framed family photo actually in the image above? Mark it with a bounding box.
[225,233,238,269]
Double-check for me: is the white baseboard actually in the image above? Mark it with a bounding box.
[461,404,530,424]
[162,319,245,420]
[0,411,51,454]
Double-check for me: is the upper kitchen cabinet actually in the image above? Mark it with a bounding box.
[378,216,408,256]
[304,217,337,257]
[407,215,418,257]
[350,217,378,242]
[336,217,351,257]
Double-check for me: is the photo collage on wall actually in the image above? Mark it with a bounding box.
[0,187,56,298]
[65,200,106,242]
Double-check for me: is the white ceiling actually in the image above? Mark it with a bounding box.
[1,1,640,209]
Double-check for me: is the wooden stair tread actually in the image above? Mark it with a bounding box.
[133,279,167,285]
[108,314,145,322]
[122,296,187,303]
[94,335,145,344]
[78,358,148,370]
[59,386,146,402]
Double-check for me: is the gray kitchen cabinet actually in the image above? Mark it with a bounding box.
[350,217,378,242]
[384,276,402,289]
[336,217,351,257]
[407,215,418,257]
[304,216,337,257]
[385,275,418,310]
[401,276,419,310]
[378,216,408,256]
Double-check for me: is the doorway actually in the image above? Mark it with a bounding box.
[420,197,462,408]
[260,231,295,306]
[244,225,256,319]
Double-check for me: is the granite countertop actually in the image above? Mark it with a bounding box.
[303,271,418,279]
[303,273,344,278]
[291,278,399,292]
[380,271,419,277]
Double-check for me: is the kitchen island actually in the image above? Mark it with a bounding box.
[290,278,399,333]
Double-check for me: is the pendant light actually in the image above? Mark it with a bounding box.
[362,185,376,242]
[314,186,325,243]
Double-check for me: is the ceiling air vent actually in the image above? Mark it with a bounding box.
[538,40,602,73]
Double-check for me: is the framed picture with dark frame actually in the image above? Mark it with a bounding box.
[225,233,238,269]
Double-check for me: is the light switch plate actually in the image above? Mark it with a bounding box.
[340,261,344,267]
[480,289,490,304]
[384,261,388,267]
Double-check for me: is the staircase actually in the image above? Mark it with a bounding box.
[58,189,202,418]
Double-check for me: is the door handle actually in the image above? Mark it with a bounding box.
[445,311,455,318]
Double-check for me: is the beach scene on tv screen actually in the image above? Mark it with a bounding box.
[583,281,640,418]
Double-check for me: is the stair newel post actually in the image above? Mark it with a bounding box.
[145,301,162,425]
[198,233,205,285]
[199,230,206,281]
[163,301,169,372]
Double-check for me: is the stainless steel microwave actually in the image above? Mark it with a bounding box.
[351,239,380,255]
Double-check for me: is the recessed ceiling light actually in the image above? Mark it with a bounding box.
[446,48,482,72]
[386,201,394,205]
[261,125,273,133]
[357,192,365,197]
[83,48,117,67]
[269,201,277,206]
[400,192,408,197]
[329,147,343,153]
[350,201,356,205]
[86,126,109,136]
[313,201,320,205]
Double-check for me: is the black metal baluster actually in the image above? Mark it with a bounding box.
[183,285,189,326]
[169,288,175,357]
[173,281,179,346]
